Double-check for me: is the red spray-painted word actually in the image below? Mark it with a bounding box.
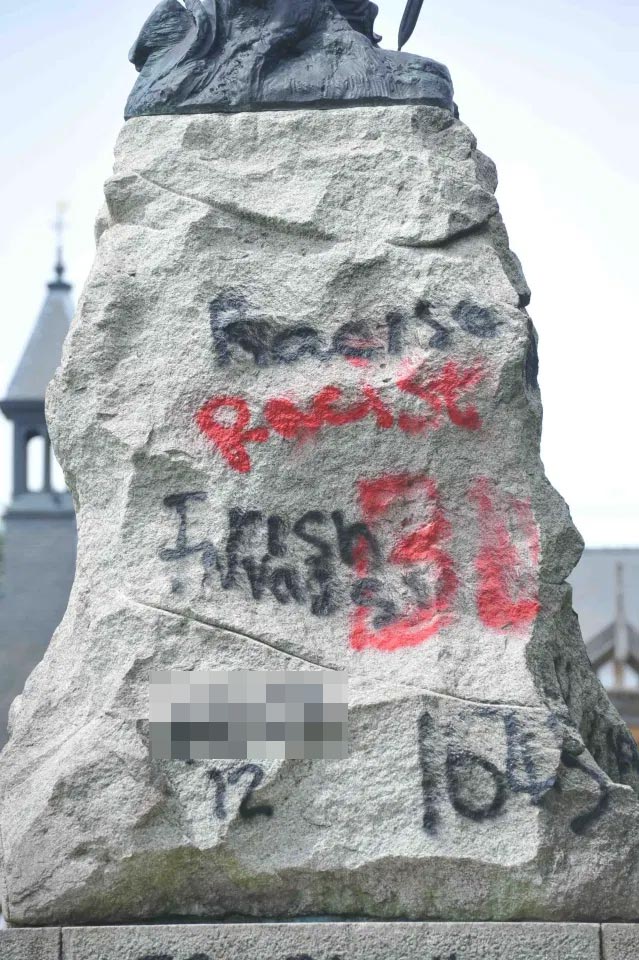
[470,478,540,630]
[195,361,484,473]
[195,396,269,474]
[350,473,458,652]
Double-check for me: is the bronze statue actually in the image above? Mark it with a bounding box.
[332,0,381,44]
[126,0,453,119]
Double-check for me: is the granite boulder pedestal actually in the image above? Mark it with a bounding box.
[0,104,638,933]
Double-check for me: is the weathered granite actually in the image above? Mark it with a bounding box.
[61,922,601,960]
[1,105,638,926]
[125,0,454,118]
[601,925,639,960]
[0,928,60,959]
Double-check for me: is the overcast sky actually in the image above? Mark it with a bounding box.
[0,0,637,546]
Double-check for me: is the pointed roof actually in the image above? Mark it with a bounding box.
[3,254,73,405]
[587,621,639,672]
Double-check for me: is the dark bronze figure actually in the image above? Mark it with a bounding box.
[333,0,382,44]
[126,0,453,119]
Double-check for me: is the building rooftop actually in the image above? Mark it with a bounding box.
[570,548,639,651]
[3,272,73,404]
[570,548,639,740]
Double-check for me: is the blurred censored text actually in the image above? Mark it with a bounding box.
[150,669,348,761]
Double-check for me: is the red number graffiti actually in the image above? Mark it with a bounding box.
[350,473,458,652]
[470,478,540,630]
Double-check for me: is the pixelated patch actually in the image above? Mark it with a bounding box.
[149,669,348,760]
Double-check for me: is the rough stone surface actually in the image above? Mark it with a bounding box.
[125,0,454,118]
[61,922,601,960]
[0,928,60,960]
[601,925,639,960]
[1,106,639,925]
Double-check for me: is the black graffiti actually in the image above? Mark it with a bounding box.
[331,511,380,567]
[418,709,512,828]
[210,292,404,368]
[142,953,453,960]
[418,711,440,834]
[160,494,391,620]
[502,710,556,803]
[445,749,507,822]
[159,493,209,561]
[209,293,503,368]
[417,705,621,836]
[208,763,274,821]
[141,955,209,960]
[293,512,340,617]
[416,298,502,351]
[285,952,454,959]
[452,301,502,339]
[144,953,453,960]
[558,746,610,835]
[415,299,452,350]
[286,955,344,960]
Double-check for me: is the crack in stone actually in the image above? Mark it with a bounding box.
[136,172,337,243]
[127,597,547,714]
[387,213,493,250]
[373,686,548,714]
[127,596,336,670]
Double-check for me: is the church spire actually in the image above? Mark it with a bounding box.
[50,203,71,292]
[0,211,74,503]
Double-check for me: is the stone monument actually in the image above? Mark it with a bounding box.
[1,1,638,957]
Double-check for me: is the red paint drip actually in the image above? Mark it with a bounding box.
[470,478,540,630]
[195,396,269,474]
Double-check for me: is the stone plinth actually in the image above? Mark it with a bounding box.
[601,925,639,960]
[1,105,638,926]
[6,922,639,959]
[61,922,602,960]
[0,927,60,959]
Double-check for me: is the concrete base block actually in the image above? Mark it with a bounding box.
[59,922,601,960]
[602,925,639,960]
[0,927,60,959]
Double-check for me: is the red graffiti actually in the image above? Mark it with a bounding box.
[350,473,458,652]
[470,478,540,630]
[397,360,483,434]
[196,361,484,473]
[264,385,394,442]
[195,397,269,474]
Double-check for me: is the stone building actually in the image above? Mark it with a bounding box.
[0,248,76,746]
[570,549,639,742]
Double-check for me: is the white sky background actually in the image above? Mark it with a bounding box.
[0,0,637,545]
